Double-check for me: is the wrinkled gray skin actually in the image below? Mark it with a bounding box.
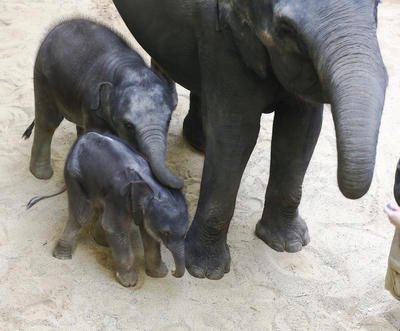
[113,0,388,280]
[53,131,188,287]
[24,19,182,189]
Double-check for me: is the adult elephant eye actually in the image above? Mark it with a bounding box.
[275,22,297,39]
[275,21,308,55]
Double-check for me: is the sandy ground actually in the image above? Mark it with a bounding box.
[0,0,399,330]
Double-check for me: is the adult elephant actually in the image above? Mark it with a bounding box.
[112,0,388,279]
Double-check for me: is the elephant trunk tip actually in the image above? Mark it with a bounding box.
[152,167,184,189]
[168,241,185,277]
[337,170,373,200]
[139,135,184,189]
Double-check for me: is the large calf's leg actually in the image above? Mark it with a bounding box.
[30,76,63,179]
[256,97,323,252]
[101,205,137,287]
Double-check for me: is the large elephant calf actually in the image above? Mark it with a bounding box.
[23,18,182,189]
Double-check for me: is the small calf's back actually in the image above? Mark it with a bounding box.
[65,132,162,198]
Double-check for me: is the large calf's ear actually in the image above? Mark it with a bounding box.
[90,82,113,120]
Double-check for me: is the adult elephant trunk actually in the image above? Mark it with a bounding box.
[137,127,184,189]
[314,25,388,199]
[167,241,185,278]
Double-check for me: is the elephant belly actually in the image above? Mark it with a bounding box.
[54,97,84,126]
[113,0,201,92]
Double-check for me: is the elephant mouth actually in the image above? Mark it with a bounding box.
[290,78,326,104]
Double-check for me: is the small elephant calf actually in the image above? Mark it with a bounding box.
[53,131,188,287]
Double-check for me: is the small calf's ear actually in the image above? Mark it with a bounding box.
[90,82,113,120]
[122,180,154,225]
[131,180,154,208]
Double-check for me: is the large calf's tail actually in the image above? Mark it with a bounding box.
[27,185,67,209]
[22,121,35,139]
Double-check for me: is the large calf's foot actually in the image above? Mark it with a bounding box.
[116,267,138,287]
[185,229,230,280]
[255,214,310,253]
[53,241,72,260]
[30,161,53,179]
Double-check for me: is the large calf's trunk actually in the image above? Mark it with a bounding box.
[137,127,184,189]
[314,24,387,199]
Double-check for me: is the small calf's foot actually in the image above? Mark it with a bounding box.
[53,241,72,259]
[255,214,310,253]
[116,267,138,287]
[145,261,168,278]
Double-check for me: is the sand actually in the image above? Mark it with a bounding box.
[0,0,399,329]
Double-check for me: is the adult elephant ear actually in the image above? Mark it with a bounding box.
[217,0,269,79]
[90,82,114,122]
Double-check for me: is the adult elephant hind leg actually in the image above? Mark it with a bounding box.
[30,76,63,179]
[256,97,323,252]
[183,92,205,152]
[185,90,263,280]
[53,179,91,259]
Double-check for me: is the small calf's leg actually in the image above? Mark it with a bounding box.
[140,226,168,278]
[102,206,137,287]
[53,179,91,259]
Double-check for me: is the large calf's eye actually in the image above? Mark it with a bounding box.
[124,122,135,131]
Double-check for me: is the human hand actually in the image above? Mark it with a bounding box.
[384,202,400,227]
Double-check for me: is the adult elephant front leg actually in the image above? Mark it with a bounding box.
[185,87,263,280]
[256,96,323,252]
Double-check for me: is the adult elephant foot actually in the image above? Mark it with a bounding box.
[182,92,205,152]
[256,97,322,253]
[185,228,231,280]
[255,214,310,252]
